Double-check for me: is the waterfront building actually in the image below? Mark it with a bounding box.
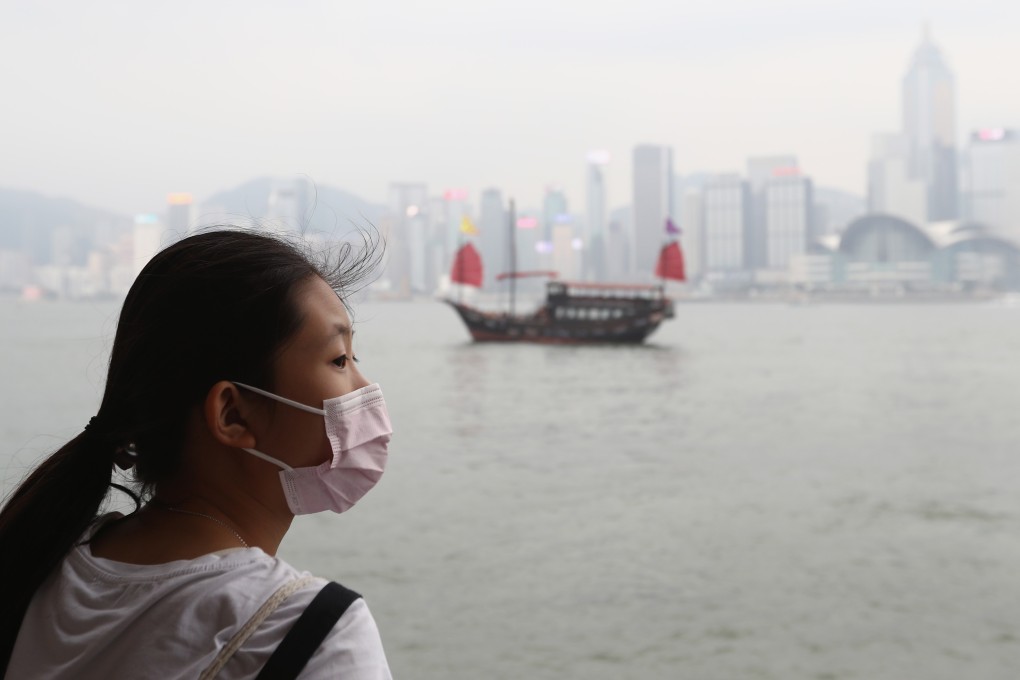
[133,214,163,278]
[808,214,1020,289]
[478,188,505,288]
[604,217,629,283]
[384,182,429,296]
[747,156,798,195]
[961,129,1020,243]
[165,193,194,237]
[746,156,798,269]
[265,178,316,234]
[551,223,578,281]
[542,187,568,244]
[586,150,610,281]
[441,188,471,271]
[868,132,927,225]
[764,173,814,270]
[702,174,751,280]
[632,145,673,278]
[678,187,704,282]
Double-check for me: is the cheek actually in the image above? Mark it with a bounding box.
[295,418,330,466]
[265,412,330,466]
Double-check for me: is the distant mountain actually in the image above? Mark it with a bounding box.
[0,178,386,266]
[201,177,386,235]
[0,188,130,265]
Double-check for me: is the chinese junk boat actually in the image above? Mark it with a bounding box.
[444,201,685,344]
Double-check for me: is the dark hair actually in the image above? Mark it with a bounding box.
[0,228,381,671]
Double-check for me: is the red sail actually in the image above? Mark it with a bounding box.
[655,242,685,281]
[451,242,483,287]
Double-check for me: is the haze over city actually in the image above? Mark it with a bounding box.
[3,0,1020,215]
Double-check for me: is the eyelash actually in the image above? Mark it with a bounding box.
[333,354,359,369]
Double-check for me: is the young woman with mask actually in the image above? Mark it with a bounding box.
[0,229,393,679]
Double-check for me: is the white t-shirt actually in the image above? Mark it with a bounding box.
[8,519,393,679]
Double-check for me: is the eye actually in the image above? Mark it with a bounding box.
[332,354,359,369]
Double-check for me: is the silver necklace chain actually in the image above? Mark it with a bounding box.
[160,506,250,549]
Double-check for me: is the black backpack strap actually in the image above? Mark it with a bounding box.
[254,581,361,680]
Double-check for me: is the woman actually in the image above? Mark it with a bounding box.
[0,229,393,678]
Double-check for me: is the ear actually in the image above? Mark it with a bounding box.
[203,381,259,450]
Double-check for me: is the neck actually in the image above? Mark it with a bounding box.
[151,483,292,556]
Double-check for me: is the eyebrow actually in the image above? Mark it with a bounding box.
[327,322,354,345]
[320,322,354,351]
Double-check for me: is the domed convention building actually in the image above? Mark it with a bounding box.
[803,214,1020,291]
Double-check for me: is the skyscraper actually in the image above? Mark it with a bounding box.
[385,182,429,296]
[585,150,610,281]
[746,156,798,269]
[678,187,704,282]
[868,132,927,224]
[763,173,814,270]
[441,188,471,269]
[133,214,163,278]
[961,128,1020,243]
[902,26,958,220]
[266,179,312,234]
[747,156,798,195]
[702,174,751,279]
[478,188,505,287]
[165,193,193,237]
[632,145,673,278]
[541,187,568,243]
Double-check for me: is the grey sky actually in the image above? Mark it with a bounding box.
[2,0,1018,216]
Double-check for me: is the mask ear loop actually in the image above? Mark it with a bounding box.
[232,382,326,416]
[233,382,317,471]
[242,446,295,471]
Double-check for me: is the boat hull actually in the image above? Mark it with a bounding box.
[445,299,671,344]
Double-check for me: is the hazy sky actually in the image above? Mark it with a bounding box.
[2,0,1019,216]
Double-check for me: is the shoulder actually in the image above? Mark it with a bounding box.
[218,575,392,680]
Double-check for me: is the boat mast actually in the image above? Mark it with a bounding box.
[509,198,516,318]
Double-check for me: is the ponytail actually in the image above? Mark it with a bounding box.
[0,428,115,673]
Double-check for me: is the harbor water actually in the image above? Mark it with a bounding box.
[2,299,1019,679]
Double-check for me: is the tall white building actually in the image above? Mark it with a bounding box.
[902,26,958,220]
[679,187,704,282]
[961,129,1020,242]
[541,187,568,244]
[165,194,194,238]
[441,188,471,270]
[747,156,798,194]
[263,178,316,235]
[133,214,163,278]
[747,156,798,268]
[585,150,610,281]
[764,174,814,270]
[478,188,505,287]
[632,145,673,278]
[702,174,751,277]
[868,132,927,225]
[385,182,429,296]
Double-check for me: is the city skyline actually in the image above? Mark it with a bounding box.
[2,2,1020,216]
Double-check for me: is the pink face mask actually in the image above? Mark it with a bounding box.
[232,382,392,515]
